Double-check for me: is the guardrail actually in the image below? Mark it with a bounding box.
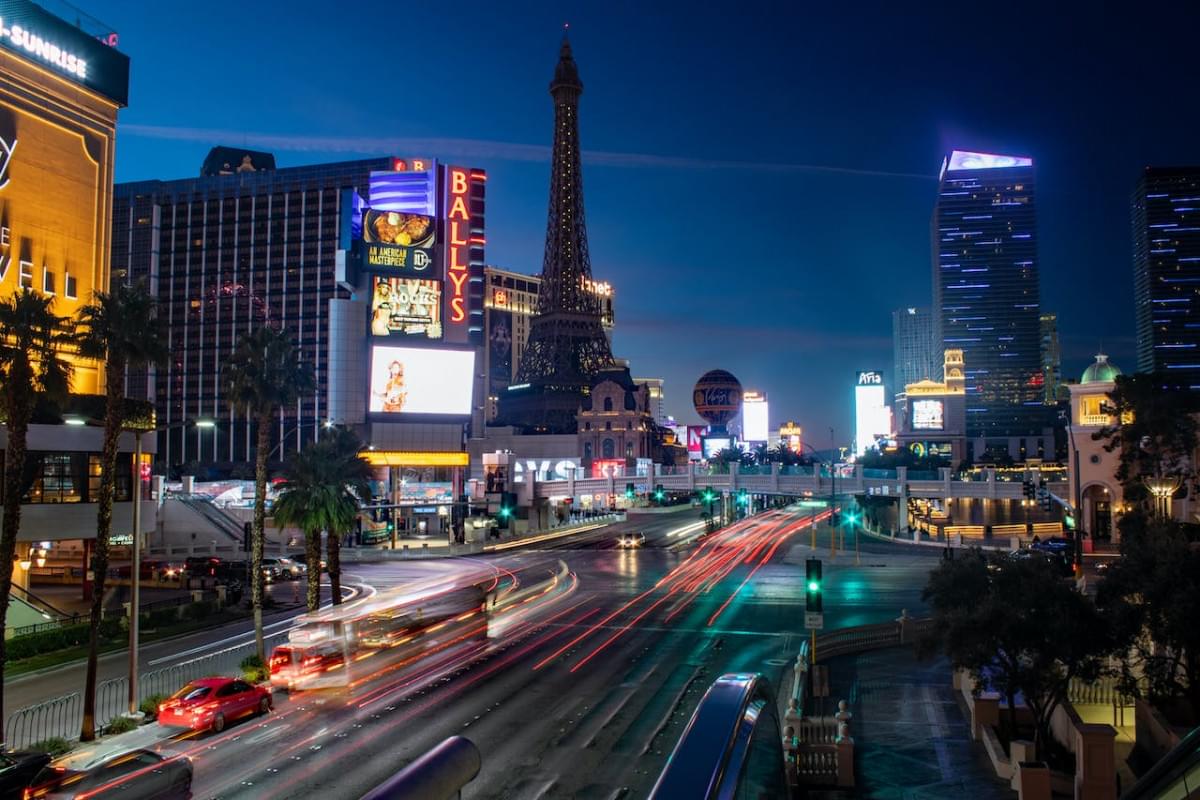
[4,629,289,749]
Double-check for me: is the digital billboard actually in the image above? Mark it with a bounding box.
[702,437,732,459]
[742,390,769,443]
[369,276,442,339]
[361,209,436,275]
[686,425,706,460]
[912,398,945,430]
[368,345,474,417]
[854,372,889,456]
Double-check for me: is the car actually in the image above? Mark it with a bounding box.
[156,677,272,733]
[184,556,222,577]
[1009,548,1074,577]
[0,750,51,797]
[261,557,303,581]
[1030,536,1074,556]
[25,748,192,799]
[616,532,646,548]
[287,554,326,572]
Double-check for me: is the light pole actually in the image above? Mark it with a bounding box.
[1062,410,1084,579]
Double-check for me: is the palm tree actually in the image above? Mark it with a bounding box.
[0,290,72,739]
[319,427,371,606]
[223,327,315,659]
[272,433,369,611]
[76,282,168,741]
[752,443,772,465]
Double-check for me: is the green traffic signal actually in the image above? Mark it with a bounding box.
[807,580,820,592]
[655,489,665,500]
[499,507,512,519]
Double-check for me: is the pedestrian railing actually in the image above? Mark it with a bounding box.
[4,629,289,749]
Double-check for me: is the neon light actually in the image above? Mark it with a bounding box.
[0,17,88,79]
[445,168,471,326]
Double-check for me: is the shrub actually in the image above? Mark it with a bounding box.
[30,737,73,758]
[185,601,216,622]
[102,716,139,736]
[7,624,91,660]
[142,608,180,629]
[240,654,268,683]
[139,694,168,718]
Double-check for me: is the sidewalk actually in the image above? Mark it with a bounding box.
[823,648,1013,799]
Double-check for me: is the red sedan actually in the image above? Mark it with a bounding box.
[157,677,272,733]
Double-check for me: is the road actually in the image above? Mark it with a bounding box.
[32,506,938,799]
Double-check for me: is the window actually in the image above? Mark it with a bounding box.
[65,273,78,299]
[625,441,634,458]
[602,439,615,459]
[18,260,33,289]
[603,397,613,412]
[42,269,55,294]
[583,442,592,461]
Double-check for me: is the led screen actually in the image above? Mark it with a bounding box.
[742,399,769,442]
[912,399,945,431]
[368,345,474,416]
[369,277,442,338]
[854,384,888,455]
[702,437,732,459]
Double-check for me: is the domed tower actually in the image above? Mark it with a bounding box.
[1067,352,1125,544]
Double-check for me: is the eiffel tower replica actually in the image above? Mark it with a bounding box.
[501,33,615,433]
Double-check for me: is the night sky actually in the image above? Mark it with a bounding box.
[87,0,1200,444]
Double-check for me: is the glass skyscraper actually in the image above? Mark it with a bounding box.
[931,151,1047,439]
[892,306,936,395]
[1132,167,1200,389]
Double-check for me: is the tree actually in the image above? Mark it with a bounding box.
[223,327,315,658]
[76,282,168,740]
[272,431,369,611]
[923,549,1116,756]
[0,290,72,740]
[1097,519,1200,725]
[751,442,772,465]
[712,447,751,467]
[313,426,370,607]
[1093,372,1200,511]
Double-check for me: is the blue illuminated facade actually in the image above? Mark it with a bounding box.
[1132,167,1200,389]
[932,151,1048,441]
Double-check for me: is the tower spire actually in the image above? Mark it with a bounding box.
[502,34,616,434]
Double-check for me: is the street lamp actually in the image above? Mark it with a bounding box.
[1145,476,1181,520]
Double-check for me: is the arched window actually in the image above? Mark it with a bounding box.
[605,421,612,431]
[603,396,614,412]
[625,441,634,458]
[583,442,593,461]
[584,422,591,431]
[602,439,615,459]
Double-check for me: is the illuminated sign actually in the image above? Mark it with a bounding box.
[444,167,471,336]
[0,1,130,105]
[361,209,435,275]
[391,158,433,172]
[742,391,769,443]
[780,422,803,454]
[369,276,442,339]
[912,399,945,431]
[702,437,732,459]
[591,459,625,479]
[368,345,474,417]
[493,289,508,307]
[0,135,13,190]
[945,150,1032,172]
[512,458,581,483]
[686,425,705,457]
[856,371,883,386]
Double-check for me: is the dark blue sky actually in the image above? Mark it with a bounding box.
[87,0,1200,443]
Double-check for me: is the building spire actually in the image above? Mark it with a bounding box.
[552,25,582,96]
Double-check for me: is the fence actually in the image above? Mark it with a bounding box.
[5,629,289,750]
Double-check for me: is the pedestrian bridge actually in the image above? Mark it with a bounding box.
[530,464,1069,505]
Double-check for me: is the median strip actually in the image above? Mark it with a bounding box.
[482,523,609,552]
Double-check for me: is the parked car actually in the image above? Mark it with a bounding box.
[184,556,222,577]
[156,677,272,733]
[616,532,646,548]
[0,750,51,797]
[25,748,192,799]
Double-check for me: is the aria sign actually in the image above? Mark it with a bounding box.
[857,371,883,386]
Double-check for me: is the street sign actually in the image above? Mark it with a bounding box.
[798,500,827,508]
[805,611,824,630]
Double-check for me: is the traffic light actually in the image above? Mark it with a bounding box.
[654,485,665,502]
[736,489,749,507]
[830,510,841,527]
[498,492,517,527]
[1039,484,1053,512]
[805,558,823,613]
[843,510,858,527]
[702,486,715,504]
[625,482,636,500]
[1022,480,1035,500]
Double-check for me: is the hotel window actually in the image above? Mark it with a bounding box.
[19,260,33,289]
[65,274,78,299]
[42,270,56,295]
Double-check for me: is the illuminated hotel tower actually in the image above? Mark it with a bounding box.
[932,151,1048,441]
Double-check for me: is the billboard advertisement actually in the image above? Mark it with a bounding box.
[702,437,732,459]
[854,372,888,456]
[686,425,706,460]
[742,391,769,443]
[368,345,474,416]
[488,307,513,397]
[369,276,442,339]
[361,209,436,275]
[912,398,945,430]
[591,459,625,479]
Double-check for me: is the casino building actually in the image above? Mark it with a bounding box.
[113,152,486,538]
[0,1,155,605]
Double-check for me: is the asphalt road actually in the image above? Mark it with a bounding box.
[77,507,936,800]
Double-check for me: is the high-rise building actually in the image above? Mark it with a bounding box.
[634,377,666,424]
[1040,312,1063,402]
[502,35,615,433]
[932,150,1047,439]
[114,151,486,477]
[484,265,614,421]
[1132,167,1200,388]
[892,307,935,398]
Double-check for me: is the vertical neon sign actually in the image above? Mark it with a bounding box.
[444,167,471,338]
